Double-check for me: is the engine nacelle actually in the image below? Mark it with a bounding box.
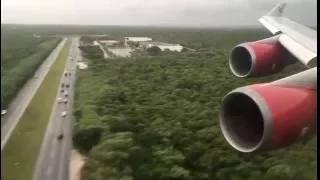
[219,84,317,153]
[229,35,291,77]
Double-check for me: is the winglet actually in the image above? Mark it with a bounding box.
[266,1,287,17]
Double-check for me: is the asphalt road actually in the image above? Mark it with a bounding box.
[1,38,67,152]
[33,37,80,180]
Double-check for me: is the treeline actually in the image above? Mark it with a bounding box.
[1,32,55,69]
[1,32,61,108]
[80,36,97,44]
[3,24,270,50]
[74,29,315,180]
[79,45,104,59]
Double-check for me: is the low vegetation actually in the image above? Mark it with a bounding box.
[146,46,162,56]
[74,29,316,180]
[1,30,61,108]
[1,39,71,180]
[79,45,104,59]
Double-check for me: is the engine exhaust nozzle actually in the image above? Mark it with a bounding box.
[219,81,316,153]
[219,88,271,153]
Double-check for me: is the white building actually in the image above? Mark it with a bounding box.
[93,41,100,46]
[76,62,88,70]
[124,37,152,43]
[155,44,183,52]
[90,34,109,37]
[33,34,41,38]
[142,42,184,52]
[99,40,119,46]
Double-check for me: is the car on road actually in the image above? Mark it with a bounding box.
[64,98,68,104]
[1,109,7,116]
[61,89,64,93]
[61,83,65,88]
[57,134,64,140]
[64,92,68,97]
[61,111,67,117]
[57,98,63,103]
[68,72,71,76]
[64,72,68,76]
[66,84,70,88]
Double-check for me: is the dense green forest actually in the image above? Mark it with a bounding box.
[74,29,316,180]
[79,45,104,59]
[1,29,61,107]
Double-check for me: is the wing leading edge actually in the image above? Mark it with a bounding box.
[259,1,317,67]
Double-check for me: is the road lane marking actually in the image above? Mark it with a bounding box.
[46,166,53,178]
[50,145,56,160]
[57,37,79,180]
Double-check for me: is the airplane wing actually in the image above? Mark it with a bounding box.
[219,1,317,153]
[258,1,317,67]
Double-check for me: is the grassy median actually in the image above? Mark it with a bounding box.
[2,39,71,180]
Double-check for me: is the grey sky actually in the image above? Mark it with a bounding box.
[1,0,317,27]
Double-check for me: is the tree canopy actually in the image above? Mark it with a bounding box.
[74,29,316,180]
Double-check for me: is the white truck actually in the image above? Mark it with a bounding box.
[61,111,67,117]
[57,98,63,103]
[1,109,7,116]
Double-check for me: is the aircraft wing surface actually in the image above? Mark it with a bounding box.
[219,1,317,153]
[259,2,317,67]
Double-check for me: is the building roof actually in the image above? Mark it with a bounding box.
[141,41,181,46]
[99,40,119,43]
[149,42,176,46]
[90,34,109,37]
[145,43,184,52]
[125,37,152,42]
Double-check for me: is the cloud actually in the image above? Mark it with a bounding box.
[1,0,317,27]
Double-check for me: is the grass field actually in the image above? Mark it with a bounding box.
[1,39,71,180]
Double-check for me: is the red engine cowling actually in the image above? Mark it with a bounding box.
[229,35,291,77]
[219,83,317,153]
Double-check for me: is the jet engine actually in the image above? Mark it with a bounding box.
[229,35,293,77]
[221,0,317,153]
[219,68,317,152]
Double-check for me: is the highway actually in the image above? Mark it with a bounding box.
[1,38,67,151]
[33,37,81,180]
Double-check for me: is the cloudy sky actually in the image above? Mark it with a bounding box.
[1,0,317,27]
